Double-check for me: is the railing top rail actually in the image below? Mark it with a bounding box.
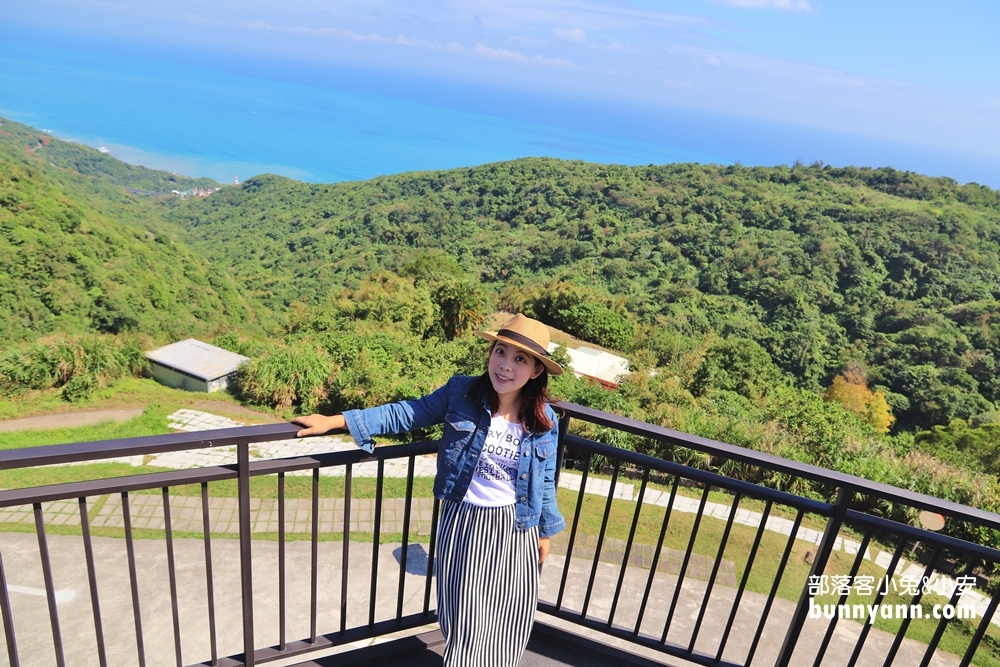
[557,401,1000,532]
[0,422,314,471]
[0,440,438,508]
[3,400,999,532]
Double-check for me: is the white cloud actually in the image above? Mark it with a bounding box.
[707,0,813,12]
[237,20,385,42]
[235,18,570,66]
[553,27,587,43]
[472,43,571,67]
[182,13,222,25]
[707,54,722,66]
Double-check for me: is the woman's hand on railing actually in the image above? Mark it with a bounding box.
[291,414,347,437]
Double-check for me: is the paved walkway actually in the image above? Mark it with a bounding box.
[147,409,437,478]
[0,408,145,432]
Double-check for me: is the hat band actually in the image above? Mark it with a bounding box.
[497,329,550,358]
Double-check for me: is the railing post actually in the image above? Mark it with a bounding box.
[556,411,571,487]
[237,443,255,666]
[774,486,852,667]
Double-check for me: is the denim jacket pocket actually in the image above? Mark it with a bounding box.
[534,439,556,460]
[447,418,475,432]
[444,416,476,464]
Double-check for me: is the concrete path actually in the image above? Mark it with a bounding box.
[0,531,966,667]
[0,409,145,433]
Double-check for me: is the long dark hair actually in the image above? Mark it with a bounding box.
[467,344,556,433]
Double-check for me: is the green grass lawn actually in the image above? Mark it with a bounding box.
[0,376,279,425]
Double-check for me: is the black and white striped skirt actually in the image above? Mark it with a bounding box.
[436,499,539,667]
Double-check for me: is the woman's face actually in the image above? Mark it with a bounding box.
[488,342,544,399]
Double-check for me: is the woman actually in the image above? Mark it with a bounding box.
[293,313,565,666]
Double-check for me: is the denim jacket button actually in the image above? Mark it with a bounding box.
[520,474,527,480]
[519,497,526,502]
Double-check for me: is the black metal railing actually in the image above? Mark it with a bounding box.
[548,404,1000,667]
[0,423,439,667]
[0,403,998,666]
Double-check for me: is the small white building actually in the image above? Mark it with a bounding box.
[548,343,630,388]
[145,339,249,393]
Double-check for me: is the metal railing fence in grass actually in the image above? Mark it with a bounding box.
[1,403,999,666]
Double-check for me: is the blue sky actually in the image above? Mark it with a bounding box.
[2,0,998,184]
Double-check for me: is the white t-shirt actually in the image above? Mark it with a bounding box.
[463,415,525,507]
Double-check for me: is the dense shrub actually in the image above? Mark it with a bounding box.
[232,343,331,412]
[0,334,148,401]
[556,303,635,350]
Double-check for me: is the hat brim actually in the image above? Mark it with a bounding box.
[473,330,563,375]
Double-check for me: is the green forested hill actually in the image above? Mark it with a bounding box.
[0,124,257,341]
[0,117,218,193]
[167,159,1000,430]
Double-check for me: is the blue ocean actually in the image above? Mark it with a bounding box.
[0,37,724,184]
[1,35,995,186]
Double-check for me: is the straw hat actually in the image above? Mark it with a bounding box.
[474,314,563,375]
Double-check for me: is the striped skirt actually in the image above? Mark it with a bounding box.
[436,499,539,667]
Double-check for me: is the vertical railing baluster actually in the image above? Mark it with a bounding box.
[423,497,440,617]
[775,487,853,667]
[582,461,620,620]
[661,484,711,644]
[369,459,384,628]
[845,537,908,667]
[882,544,941,666]
[716,500,772,662]
[201,482,218,666]
[745,510,803,666]
[237,443,256,667]
[813,529,875,667]
[688,492,742,653]
[397,456,415,622]
[607,468,649,628]
[918,557,978,667]
[556,452,592,610]
[122,492,146,667]
[341,463,353,634]
[960,580,1000,667]
[78,497,108,667]
[634,475,680,636]
[277,473,286,651]
[33,503,65,667]
[310,467,319,643]
[0,548,20,667]
[555,412,571,487]
[162,488,182,667]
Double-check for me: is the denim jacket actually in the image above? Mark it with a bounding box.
[342,375,566,538]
